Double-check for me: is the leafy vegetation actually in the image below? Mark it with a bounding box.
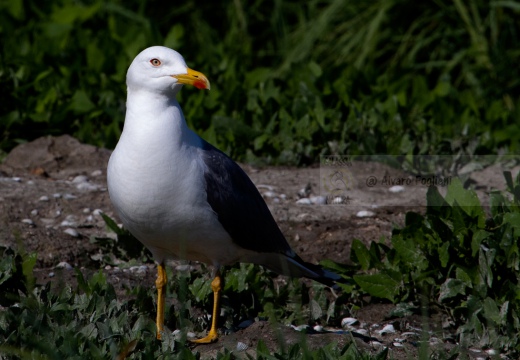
[1,0,520,358]
[1,0,519,163]
[3,173,520,358]
[327,171,520,356]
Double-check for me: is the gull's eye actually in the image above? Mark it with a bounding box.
[150,58,161,66]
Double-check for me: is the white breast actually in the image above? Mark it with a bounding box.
[107,98,241,266]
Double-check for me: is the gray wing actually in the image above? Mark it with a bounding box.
[198,141,344,288]
[199,140,294,256]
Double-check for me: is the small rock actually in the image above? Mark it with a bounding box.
[296,198,312,205]
[27,180,35,185]
[393,342,404,347]
[291,324,310,332]
[30,209,38,216]
[389,185,405,193]
[76,182,99,191]
[55,261,73,270]
[48,272,55,278]
[21,218,34,225]
[485,349,498,355]
[257,184,274,191]
[341,317,359,328]
[91,169,103,177]
[186,332,196,339]
[93,209,103,216]
[12,177,22,182]
[356,210,375,218]
[53,193,62,198]
[330,196,347,205]
[60,220,76,227]
[262,191,277,198]
[63,228,79,237]
[309,195,327,205]
[72,175,88,183]
[280,194,287,200]
[378,324,396,335]
[236,342,248,351]
[83,208,91,214]
[313,325,324,332]
[39,196,49,202]
[63,193,77,200]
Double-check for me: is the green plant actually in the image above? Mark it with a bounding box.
[328,172,520,356]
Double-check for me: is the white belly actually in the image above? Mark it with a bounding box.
[107,141,242,266]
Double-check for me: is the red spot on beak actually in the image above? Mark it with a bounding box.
[193,80,207,90]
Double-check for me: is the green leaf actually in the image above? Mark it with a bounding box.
[482,297,500,325]
[69,90,95,114]
[353,272,400,302]
[503,212,520,238]
[445,178,484,218]
[438,278,466,302]
[310,299,323,320]
[351,239,371,270]
[438,241,450,268]
[100,212,125,235]
[392,235,426,270]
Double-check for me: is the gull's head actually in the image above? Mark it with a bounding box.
[126,46,210,95]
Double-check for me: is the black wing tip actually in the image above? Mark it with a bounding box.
[287,255,350,289]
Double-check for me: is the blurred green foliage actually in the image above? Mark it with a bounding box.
[1,0,519,163]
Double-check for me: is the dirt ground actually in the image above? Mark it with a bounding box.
[0,135,515,359]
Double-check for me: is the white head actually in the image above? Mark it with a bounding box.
[126,46,210,96]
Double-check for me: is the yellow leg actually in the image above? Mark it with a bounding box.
[155,263,167,340]
[191,271,222,344]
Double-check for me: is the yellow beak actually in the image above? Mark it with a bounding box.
[172,68,210,90]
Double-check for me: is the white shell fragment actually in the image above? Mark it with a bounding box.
[291,324,310,332]
[341,317,359,328]
[63,228,79,237]
[356,210,375,218]
[55,261,73,270]
[389,185,405,193]
[313,325,324,332]
[309,196,327,205]
[296,198,312,205]
[236,342,248,351]
[72,175,89,183]
[377,324,396,335]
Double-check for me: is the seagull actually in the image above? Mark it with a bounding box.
[107,46,343,343]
